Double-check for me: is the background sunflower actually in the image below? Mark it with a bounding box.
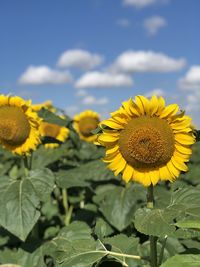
[0,95,41,155]
[73,110,100,143]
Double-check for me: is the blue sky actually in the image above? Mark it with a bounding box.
[1,0,200,124]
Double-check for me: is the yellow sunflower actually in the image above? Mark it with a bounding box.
[97,95,195,187]
[32,100,56,112]
[73,110,100,142]
[39,121,69,148]
[0,95,41,155]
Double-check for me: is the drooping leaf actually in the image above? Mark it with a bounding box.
[0,178,40,241]
[38,108,70,126]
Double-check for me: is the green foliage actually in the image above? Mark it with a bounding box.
[0,122,200,266]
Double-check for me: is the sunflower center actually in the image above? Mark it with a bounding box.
[42,122,61,138]
[0,106,31,146]
[78,117,99,137]
[119,116,175,170]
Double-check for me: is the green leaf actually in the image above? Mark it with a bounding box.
[0,247,45,267]
[38,108,70,126]
[103,234,141,267]
[27,168,55,201]
[134,187,200,239]
[161,254,200,267]
[56,160,117,187]
[44,221,104,267]
[99,184,146,231]
[56,170,90,189]
[94,218,114,239]
[0,178,40,241]
[175,220,200,230]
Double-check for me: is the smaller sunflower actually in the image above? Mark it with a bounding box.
[39,121,69,148]
[32,100,56,112]
[73,110,100,142]
[0,95,41,155]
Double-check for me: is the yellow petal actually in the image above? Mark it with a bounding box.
[160,104,179,119]
[149,95,159,116]
[98,133,119,143]
[101,119,124,130]
[106,145,120,156]
[175,143,192,155]
[159,165,173,181]
[122,164,134,182]
[108,154,126,171]
[171,156,188,172]
[175,133,195,145]
[149,170,160,185]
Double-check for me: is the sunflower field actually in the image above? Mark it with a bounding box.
[0,94,200,267]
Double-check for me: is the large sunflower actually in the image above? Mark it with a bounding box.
[0,95,41,155]
[97,95,195,186]
[39,121,69,148]
[73,110,100,142]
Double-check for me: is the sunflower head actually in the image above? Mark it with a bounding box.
[73,110,100,142]
[0,95,41,155]
[97,95,195,187]
[39,121,69,148]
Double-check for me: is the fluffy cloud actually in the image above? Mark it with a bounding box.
[81,95,109,105]
[18,65,72,85]
[65,105,79,116]
[123,0,156,8]
[110,51,186,73]
[75,71,133,88]
[179,66,200,91]
[145,88,165,97]
[143,16,167,35]
[117,18,131,27]
[75,89,87,97]
[57,49,104,70]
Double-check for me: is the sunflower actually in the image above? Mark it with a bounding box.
[32,100,56,112]
[39,121,69,148]
[0,95,41,155]
[97,95,195,186]
[73,110,100,142]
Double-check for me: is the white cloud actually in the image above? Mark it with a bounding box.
[179,66,200,91]
[81,95,109,106]
[144,16,167,35]
[75,71,133,88]
[145,88,165,97]
[57,49,104,70]
[18,65,72,85]
[110,51,186,73]
[123,0,156,8]
[117,18,131,27]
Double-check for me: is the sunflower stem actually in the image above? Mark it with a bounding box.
[62,188,73,225]
[23,156,30,176]
[147,184,158,267]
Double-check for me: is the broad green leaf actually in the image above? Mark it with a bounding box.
[0,179,40,241]
[56,170,90,188]
[103,234,141,267]
[0,247,45,267]
[98,184,146,231]
[44,222,104,267]
[161,254,200,267]
[38,108,70,126]
[57,160,117,186]
[134,187,200,238]
[27,168,55,201]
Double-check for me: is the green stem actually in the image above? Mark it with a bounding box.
[158,235,168,266]
[147,184,157,267]
[23,156,30,176]
[62,189,73,225]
